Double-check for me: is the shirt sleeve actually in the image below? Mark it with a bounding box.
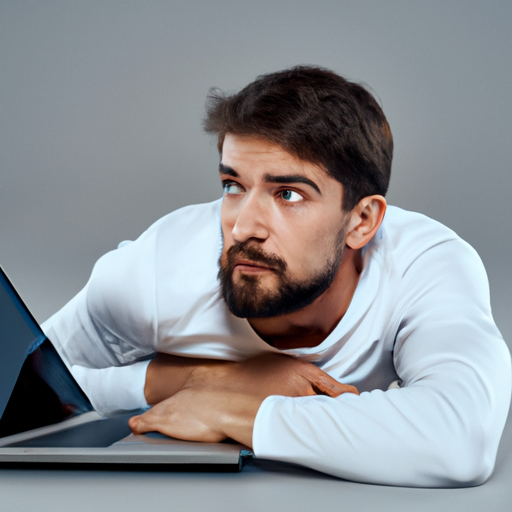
[252,239,511,487]
[70,360,150,415]
[41,224,162,416]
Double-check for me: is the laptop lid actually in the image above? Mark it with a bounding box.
[0,266,46,419]
[0,265,93,438]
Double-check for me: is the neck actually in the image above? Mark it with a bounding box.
[248,248,362,350]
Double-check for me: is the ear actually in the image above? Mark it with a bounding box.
[345,195,387,250]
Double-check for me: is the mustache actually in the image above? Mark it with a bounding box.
[222,242,287,273]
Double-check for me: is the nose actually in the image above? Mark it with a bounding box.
[231,193,270,243]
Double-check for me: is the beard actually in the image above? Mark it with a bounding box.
[218,229,346,319]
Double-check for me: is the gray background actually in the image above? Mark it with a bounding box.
[0,1,511,510]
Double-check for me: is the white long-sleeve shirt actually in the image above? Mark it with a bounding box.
[42,199,511,487]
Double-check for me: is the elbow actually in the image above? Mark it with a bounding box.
[439,460,492,488]
[430,432,495,487]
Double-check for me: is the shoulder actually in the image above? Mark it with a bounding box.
[135,199,222,244]
[364,206,492,317]
[86,199,223,327]
[379,206,460,255]
[378,208,495,332]
[371,206,481,275]
[107,198,222,263]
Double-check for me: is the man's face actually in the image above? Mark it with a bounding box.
[218,134,349,319]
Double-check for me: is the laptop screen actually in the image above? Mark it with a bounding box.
[0,268,45,419]
[0,266,92,438]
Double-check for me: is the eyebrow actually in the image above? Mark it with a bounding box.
[219,163,238,177]
[263,173,321,195]
[219,163,322,195]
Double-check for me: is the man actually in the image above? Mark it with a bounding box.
[42,66,511,487]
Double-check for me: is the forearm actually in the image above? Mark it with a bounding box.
[252,337,512,488]
[253,382,507,487]
[144,354,234,405]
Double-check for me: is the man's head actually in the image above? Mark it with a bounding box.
[216,136,348,319]
[205,67,390,321]
[204,65,393,211]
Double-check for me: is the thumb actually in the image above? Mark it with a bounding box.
[129,413,150,434]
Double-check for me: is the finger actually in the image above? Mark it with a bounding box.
[313,374,359,397]
[129,410,162,435]
[128,414,143,434]
[128,414,150,434]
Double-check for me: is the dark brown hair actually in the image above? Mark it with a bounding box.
[203,66,393,210]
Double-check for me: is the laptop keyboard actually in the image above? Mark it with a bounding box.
[6,413,133,448]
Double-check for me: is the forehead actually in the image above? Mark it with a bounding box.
[221,134,329,182]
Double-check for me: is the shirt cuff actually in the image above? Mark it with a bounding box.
[70,360,151,416]
[252,395,290,458]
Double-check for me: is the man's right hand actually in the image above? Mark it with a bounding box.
[144,352,358,405]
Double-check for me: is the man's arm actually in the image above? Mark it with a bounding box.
[143,353,221,405]
[144,352,358,404]
[133,352,359,446]
[131,240,511,487]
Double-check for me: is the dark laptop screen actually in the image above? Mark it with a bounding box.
[0,267,92,438]
[0,268,45,419]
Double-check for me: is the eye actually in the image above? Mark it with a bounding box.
[223,181,244,195]
[280,190,303,203]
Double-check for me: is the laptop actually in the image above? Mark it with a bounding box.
[0,264,252,471]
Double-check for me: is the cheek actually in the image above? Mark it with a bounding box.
[279,222,342,273]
